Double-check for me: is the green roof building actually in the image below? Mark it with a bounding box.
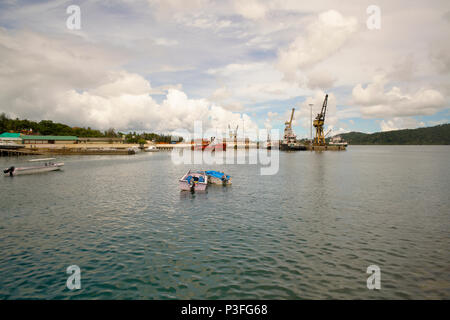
[0,132,21,138]
[0,132,22,141]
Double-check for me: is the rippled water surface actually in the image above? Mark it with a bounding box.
[1,146,449,299]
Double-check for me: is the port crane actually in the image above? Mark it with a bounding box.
[313,94,328,146]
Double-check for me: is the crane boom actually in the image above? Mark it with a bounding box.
[285,108,295,128]
[289,108,295,127]
[320,94,328,122]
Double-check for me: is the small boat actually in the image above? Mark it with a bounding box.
[205,170,232,185]
[128,146,140,153]
[179,169,208,191]
[144,146,159,152]
[280,142,307,151]
[280,107,307,151]
[329,135,348,147]
[192,139,210,151]
[204,142,226,152]
[3,158,64,176]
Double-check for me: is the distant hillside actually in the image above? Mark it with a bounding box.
[337,123,450,145]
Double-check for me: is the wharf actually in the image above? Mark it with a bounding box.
[0,148,43,156]
[305,145,346,151]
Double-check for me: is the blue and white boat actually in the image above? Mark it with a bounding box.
[179,170,208,191]
[205,171,232,185]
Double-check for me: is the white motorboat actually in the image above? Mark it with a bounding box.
[144,146,159,152]
[329,135,348,147]
[3,158,64,176]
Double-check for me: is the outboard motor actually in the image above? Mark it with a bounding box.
[190,177,199,193]
[221,174,228,185]
[3,166,15,176]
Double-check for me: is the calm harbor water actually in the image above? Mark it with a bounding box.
[0,146,449,299]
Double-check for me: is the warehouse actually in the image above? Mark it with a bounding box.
[77,137,124,144]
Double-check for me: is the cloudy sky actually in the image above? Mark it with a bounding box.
[0,0,449,137]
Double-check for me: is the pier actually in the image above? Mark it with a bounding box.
[0,145,136,156]
[0,148,42,156]
[306,145,347,151]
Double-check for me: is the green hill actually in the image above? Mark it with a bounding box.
[337,123,450,145]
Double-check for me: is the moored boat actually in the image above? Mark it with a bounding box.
[179,170,208,191]
[329,135,348,147]
[205,170,232,185]
[204,142,226,152]
[280,143,307,151]
[144,146,159,152]
[280,108,306,151]
[3,158,64,176]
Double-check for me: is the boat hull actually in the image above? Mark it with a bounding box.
[208,176,232,185]
[4,162,64,176]
[280,144,307,151]
[179,181,208,191]
[329,143,348,147]
[205,143,226,151]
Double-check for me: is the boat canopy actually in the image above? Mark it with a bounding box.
[205,170,230,180]
[28,158,56,162]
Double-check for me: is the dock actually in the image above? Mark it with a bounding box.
[0,148,43,156]
[29,147,136,155]
[0,145,136,156]
[306,145,346,151]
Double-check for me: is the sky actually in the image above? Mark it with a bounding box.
[0,0,449,138]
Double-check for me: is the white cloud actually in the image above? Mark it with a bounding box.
[222,102,244,112]
[153,37,178,46]
[1,1,449,134]
[233,0,267,20]
[0,29,257,133]
[380,117,425,132]
[174,13,233,30]
[90,71,152,97]
[210,86,231,101]
[277,10,358,82]
[352,75,447,118]
[429,43,450,74]
[264,111,278,130]
[306,69,337,90]
[427,119,449,126]
[206,62,308,104]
